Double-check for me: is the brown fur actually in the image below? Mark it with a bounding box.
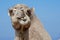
[8,4,51,40]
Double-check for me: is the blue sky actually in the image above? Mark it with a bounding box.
[0,0,60,40]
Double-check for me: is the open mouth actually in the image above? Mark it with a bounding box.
[19,19,28,25]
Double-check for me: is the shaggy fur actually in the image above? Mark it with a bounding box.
[8,4,51,40]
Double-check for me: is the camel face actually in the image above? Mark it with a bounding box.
[8,4,33,31]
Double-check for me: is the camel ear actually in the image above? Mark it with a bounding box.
[30,8,35,14]
[26,8,35,16]
[8,9,14,16]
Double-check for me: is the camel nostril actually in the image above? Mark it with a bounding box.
[17,17,21,19]
[23,19,26,21]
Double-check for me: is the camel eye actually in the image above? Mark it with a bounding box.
[17,17,21,20]
[14,10,19,14]
[19,7,24,11]
[20,7,23,9]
